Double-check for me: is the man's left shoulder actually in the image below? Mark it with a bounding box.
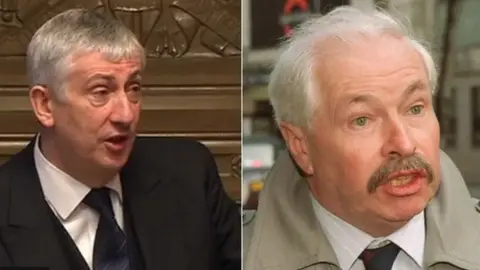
[133,136,210,153]
[128,136,214,171]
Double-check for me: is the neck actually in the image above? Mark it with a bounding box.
[39,133,115,188]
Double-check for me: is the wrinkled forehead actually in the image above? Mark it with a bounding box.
[311,33,429,102]
[67,51,144,75]
[55,52,144,94]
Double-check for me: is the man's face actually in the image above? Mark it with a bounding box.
[50,52,142,171]
[292,34,440,233]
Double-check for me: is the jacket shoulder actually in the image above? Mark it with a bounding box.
[132,136,212,160]
[128,136,215,175]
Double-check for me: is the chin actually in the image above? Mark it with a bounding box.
[382,195,430,222]
[100,141,134,167]
[107,154,131,169]
[103,160,126,171]
[97,151,131,171]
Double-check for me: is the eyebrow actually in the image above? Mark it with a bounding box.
[86,70,142,84]
[128,70,142,81]
[86,74,114,83]
[347,80,428,105]
[401,80,427,100]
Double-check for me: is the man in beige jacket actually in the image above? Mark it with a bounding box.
[244,6,480,270]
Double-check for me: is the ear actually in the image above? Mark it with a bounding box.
[29,85,55,128]
[279,122,314,175]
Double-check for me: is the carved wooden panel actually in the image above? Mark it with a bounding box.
[0,0,241,201]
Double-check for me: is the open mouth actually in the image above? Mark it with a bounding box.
[381,169,428,196]
[386,169,427,184]
[390,175,413,186]
[106,135,130,150]
[106,135,129,145]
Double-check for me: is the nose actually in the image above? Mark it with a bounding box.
[110,92,135,128]
[380,118,415,158]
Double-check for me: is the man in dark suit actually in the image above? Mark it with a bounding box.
[0,8,240,270]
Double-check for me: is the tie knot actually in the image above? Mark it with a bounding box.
[83,187,115,219]
[360,242,400,270]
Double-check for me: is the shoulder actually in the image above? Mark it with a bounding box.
[131,136,213,162]
[0,141,34,183]
[0,137,36,174]
[126,136,216,177]
[0,141,36,224]
[133,136,210,153]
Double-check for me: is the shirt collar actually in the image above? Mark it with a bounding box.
[34,135,123,221]
[311,193,425,269]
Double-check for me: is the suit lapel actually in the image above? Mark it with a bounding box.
[0,139,75,270]
[120,149,191,270]
[122,197,146,270]
[47,207,91,270]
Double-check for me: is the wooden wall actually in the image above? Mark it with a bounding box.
[0,0,241,201]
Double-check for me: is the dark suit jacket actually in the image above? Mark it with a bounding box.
[0,136,241,270]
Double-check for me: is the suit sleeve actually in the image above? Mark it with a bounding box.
[203,147,241,270]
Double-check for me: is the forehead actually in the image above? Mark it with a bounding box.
[69,52,143,77]
[313,34,428,99]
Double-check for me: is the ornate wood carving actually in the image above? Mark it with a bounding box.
[96,0,241,57]
[0,0,241,200]
[0,0,240,57]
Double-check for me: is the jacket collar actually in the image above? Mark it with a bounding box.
[245,151,480,270]
[245,152,338,270]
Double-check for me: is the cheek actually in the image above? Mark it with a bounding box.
[410,117,440,166]
[53,107,80,133]
[78,109,107,132]
[133,105,141,122]
[63,105,110,138]
[313,134,383,193]
[411,115,439,143]
[341,134,383,178]
[341,149,378,190]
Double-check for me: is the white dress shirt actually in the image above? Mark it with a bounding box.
[34,136,124,270]
[311,194,424,270]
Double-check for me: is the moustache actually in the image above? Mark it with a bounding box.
[367,154,434,193]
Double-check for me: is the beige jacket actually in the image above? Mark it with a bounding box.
[244,151,480,270]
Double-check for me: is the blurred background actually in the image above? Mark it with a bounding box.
[242,0,480,199]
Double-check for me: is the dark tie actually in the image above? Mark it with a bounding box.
[83,188,130,270]
[359,242,400,270]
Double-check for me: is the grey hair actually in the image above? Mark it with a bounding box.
[268,6,437,129]
[27,8,146,99]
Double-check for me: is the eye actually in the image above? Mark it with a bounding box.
[352,116,369,127]
[130,84,141,92]
[126,84,142,103]
[89,87,111,106]
[92,89,109,97]
[409,104,424,115]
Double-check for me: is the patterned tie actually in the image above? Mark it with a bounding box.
[83,188,130,270]
[359,242,400,270]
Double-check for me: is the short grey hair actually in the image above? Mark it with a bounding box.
[27,8,146,99]
[268,6,437,129]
